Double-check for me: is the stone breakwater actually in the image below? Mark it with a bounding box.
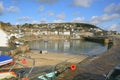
[83,36,109,44]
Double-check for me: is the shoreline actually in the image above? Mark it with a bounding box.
[0,50,88,69]
[26,50,88,66]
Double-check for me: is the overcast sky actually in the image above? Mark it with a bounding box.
[0,0,120,32]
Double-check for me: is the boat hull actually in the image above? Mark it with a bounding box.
[0,55,13,66]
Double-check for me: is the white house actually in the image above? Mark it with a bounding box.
[0,23,8,47]
[64,31,70,35]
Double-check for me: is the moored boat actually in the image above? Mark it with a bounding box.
[0,55,13,66]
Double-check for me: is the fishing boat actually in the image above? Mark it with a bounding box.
[0,55,13,66]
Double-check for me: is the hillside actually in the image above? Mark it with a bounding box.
[0,21,104,32]
[21,22,102,30]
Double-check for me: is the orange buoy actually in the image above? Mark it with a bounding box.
[70,64,76,71]
[22,78,29,80]
[22,59,26,64]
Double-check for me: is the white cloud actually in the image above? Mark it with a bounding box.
[32,20,40,24]
[38,6,44,11]
[0,2,4,15]
[72,17,85,22]
[104,3,120,14]
[7,6,20,13]
[89,14,120,24]
[37,0,59,4]
[53,19,64,23]
[17,16,32,21]
[15,22,20,25]
[108,23,120,32]
[56,13,65,19]
[73,0,94,7]
[48,11,54,16]
[40,18,47,23]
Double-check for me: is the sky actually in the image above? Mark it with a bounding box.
[0,0,120,32]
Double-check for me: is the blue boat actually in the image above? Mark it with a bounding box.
[0,55,13,66]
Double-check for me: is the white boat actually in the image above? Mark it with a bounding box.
[0,72,16,79]
[14,41,24,45]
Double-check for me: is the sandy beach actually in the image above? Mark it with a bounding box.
[24,50,88,66]
[4,50,87,79]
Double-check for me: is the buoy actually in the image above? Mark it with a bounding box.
[22,59,26,64]
[10,61,14,64]
[70,64,76,71]
[22,78,29,80]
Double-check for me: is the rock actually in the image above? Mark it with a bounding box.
[18,44,30,53]
[39,50,48,54]
[9,49,19,56]
[8,44,30,56]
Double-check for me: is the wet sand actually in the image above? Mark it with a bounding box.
[26,50,88,66]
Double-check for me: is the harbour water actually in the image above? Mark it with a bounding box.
[28,40,107,56]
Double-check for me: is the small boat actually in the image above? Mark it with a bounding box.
[0,55,13,66]
[14,41,24,45]
[38,71,57,80]
[0,72,16,79]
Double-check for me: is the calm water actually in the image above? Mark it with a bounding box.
[28,40,107,56]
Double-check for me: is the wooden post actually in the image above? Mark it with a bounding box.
[104,38,109,44]
[0,22,1,29]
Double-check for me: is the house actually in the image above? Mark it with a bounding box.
[63,31,70,35]
[0,23,8,47]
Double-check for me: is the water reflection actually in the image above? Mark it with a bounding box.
[29,40,107,56]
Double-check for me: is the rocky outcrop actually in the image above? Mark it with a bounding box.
[6,44,30,56]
